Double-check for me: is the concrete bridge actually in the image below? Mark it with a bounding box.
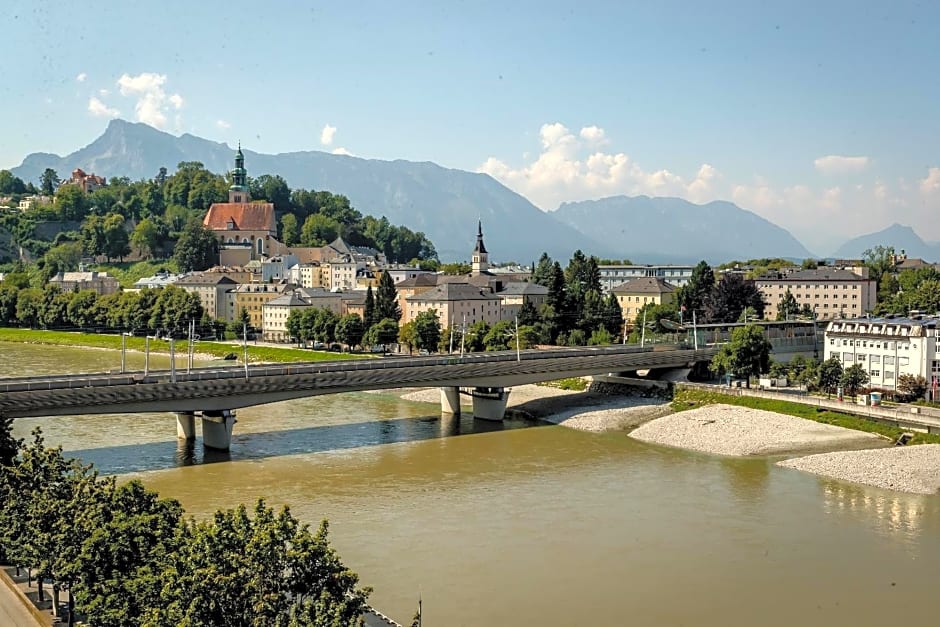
[0,336,818,451]
[0,344,719,450]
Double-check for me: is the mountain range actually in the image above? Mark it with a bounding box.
[832,223,940,261]
[12,119,932,264]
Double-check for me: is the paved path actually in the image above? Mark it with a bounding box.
[0,576,41,627]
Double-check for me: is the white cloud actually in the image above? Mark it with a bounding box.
[579,125,607,144]
[216,119,231,130]
[332,147,352,156]
[87,96,120,118]
[478,122,721,210]
[321,124,337,146]
[919,167,940,196]
[76,72,87,82]
[98,88,109,96]
[814,155,870,175]
[116,72,184,129]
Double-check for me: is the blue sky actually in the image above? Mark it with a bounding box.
[5,0,939,253]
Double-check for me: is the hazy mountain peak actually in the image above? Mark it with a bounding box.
[832,223,937,261]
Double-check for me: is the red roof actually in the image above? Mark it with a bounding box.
[203,202,276,233]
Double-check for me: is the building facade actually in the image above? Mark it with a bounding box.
[404,282,502,327]
[600,264,693,292]
[49,271,120,296]
[755,267,877,321]
[175,273,239,320]
[612,277,676,324]
[233,282,293,329]
[824,316,940,397]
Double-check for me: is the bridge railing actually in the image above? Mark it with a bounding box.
[0,343,693,393]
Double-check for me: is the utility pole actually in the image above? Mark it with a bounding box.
[460,313,467,357]
[120,332,127,373]
[640,308,647,348]
[144,335,150,377]
[692,310,698,351]
[170,337,176,383]
[449,315,455,354]
[187,319,194,373]
[243,321,249,379]
[515,315,521,362]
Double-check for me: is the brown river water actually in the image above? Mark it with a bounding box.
[3,341,939,626]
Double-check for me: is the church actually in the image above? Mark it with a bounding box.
[202,145,278,265]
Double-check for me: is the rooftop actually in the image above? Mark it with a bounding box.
[407,282,501,302]
[611,277,676,294]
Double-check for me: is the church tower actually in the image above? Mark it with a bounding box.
[471,219,489,275]
[228,143,250,203]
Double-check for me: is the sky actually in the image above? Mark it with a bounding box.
[4,0,939,254]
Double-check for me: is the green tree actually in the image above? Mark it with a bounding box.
[817,356,844,398]
[55,184,88,221]
[602,292,625,338]
[249,174,291,211]
[102,213,131,261]
[896,373,928,402]
[532,252,554,287]
[375,270,401,322]
[280,213,299,247]
[483,320,515,351]
[676,260,715,316]
[40,168,60,196]
[42,242,83,275]
[0,413,18,467]
[775,289,800,321]
[69,480,183,627]
[588,327,614,345]
[710,325,772,386]
[149,286,203,337]
[173,220,219,272]
[67,290,101,329]
[862,245,896,284]
[703,274,765,323]
[364,317,399,350]
[413,310,442,352]
[363,286,376,327]
[131,218,160,258]
[517,299,540,326]
[397,320,417,354]
[144,500,369,627]
[840,363,869,397]
[334,313,365,349]
[300,213,341,247]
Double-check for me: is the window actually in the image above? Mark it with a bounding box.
[884,356,895,365]
[871,370,880,377]
[842,352,853,361]
[885,371,894,380]
[871,355,880,363]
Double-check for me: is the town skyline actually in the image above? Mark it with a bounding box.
[5,1,939,253]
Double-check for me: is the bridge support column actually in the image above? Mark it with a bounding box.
[202,409,236,450]
[440,387,461,415]
[175,411,196,441]
[471,387,510,421]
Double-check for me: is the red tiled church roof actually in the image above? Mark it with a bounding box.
[203,202,276,233]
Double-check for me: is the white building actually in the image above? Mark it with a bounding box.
[599,264,693,292]
[824,316,940,397]
[261,288,343,342]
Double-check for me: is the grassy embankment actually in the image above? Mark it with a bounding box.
[672,386,940,446]
[0,328,367,364]
[537,377,589,391]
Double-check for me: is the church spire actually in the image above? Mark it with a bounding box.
[471,219,489,275]
[229,143,249,203]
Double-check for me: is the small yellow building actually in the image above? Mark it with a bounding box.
[612,277,676,324]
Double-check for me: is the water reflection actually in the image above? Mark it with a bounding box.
[720,457,771,504]
[66,413,548,475]
[820,480,938,540]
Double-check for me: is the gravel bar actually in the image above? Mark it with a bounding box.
[778,445,940,494]
[629,404,886,456]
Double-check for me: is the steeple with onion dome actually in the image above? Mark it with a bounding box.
[228,142,249,203]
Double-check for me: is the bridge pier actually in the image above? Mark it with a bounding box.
[202,409,237,450]
[175,411,196,441]
[440,386,462,415]
[471,387,510,421]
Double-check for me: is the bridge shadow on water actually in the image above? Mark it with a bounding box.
[68,413,551,476]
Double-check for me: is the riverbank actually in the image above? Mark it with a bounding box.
[397,383,671,432]
[778,445,940,494]
[0,328,365,364]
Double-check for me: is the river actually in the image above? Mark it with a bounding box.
[3,341,940,626]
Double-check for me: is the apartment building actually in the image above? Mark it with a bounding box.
[175,273,239,320]
[49,271,120,296]
[233,282,293,329]
[261,288,342,342]
[755,267,877,321]
[824,316,940,397]
[404,282,502,327]
[612,277,675,324]
[600,264,693,292]
[496,281,548,321]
